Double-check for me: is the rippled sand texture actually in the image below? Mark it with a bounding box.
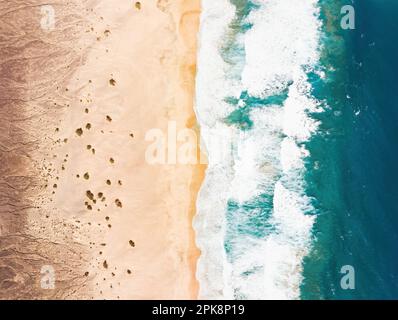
[0,0,203,299]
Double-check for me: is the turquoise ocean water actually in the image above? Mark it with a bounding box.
[195,0,398,299]
[302,0,398,299]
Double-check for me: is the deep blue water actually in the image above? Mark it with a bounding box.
[302,0,398,299]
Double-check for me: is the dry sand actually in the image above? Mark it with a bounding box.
[0,0,204,299]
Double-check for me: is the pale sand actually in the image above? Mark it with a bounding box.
[0,0,204,299]
[51,0,204,299]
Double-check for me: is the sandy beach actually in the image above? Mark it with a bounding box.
[0,0,204,299]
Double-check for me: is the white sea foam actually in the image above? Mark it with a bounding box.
[229,107,282,203]
[282,70,323,141]
[242,0,321,97]
[193,0,237,299]
[194,0,322,299]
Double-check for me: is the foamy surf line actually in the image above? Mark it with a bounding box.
[194,0,323,299]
